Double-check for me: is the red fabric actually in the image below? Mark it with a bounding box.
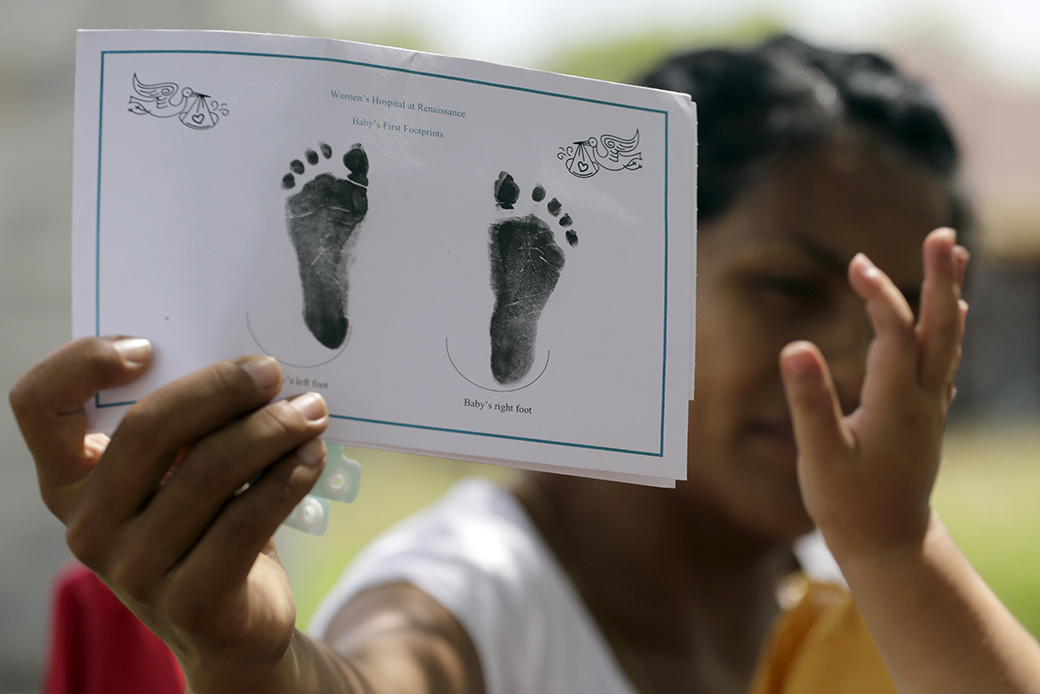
[44,561,185,694]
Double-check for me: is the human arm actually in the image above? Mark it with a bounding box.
[9,337,482,694]
[780,228,1040,694]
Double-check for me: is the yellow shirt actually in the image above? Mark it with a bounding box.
[749,576,898,694]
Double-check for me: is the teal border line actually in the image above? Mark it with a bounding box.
[336,414,657,458]
[660,115,669,457]
[92,47,675,458]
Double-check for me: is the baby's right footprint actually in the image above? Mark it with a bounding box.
[487,172,576,385]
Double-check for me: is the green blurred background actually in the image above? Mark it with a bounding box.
[3,2,1039,692]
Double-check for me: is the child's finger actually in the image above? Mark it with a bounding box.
[954,245,970,288]
[941,299,969,412]
[847,253,918,402]
[916,229,963,393]
[781,341,851,467]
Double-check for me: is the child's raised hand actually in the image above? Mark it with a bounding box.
[780,228,968,561]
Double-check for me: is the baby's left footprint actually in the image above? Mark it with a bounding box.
[282,143,369,349]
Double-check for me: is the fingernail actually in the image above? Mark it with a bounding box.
[291,392,327,423]
[112,338,151,367]
[781,342,816,380]
[241,356,281,390]
[296,439,326,467]
[852,252,879,278]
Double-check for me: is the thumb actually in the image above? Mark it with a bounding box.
[10,336,152,517]
[780,341,852,468]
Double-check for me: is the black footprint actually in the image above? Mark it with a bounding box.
[282,143,369,349]
[487,172,576,385]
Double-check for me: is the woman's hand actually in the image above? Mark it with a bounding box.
[9,337,329,691]
[779,227,968,561]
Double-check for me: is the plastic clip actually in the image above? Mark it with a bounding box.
[281,441,362,536]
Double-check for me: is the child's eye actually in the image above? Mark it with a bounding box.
[753,277,826,309]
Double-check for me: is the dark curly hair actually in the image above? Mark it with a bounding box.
[637,35,970,232]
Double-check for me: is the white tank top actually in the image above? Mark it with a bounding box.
[308,477,639,694]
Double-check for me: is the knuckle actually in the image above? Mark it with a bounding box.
[244,459,316,524]
[869,313,912,347]
[174,454,228,496]
[65,514,110,570]
[276,460,316,500]
[262,400,307,438]
[279,463,324,514]
[8,376,34,420]
[116,397,187,455]
[9,338,112,417]
[212,358,273,404]
[107,556,152,603]
[112,404,170,457]
[885,318,917,349]
[115,401,158,440]
[209,361,245,397]
[39,489,63,518]
[887,305,917,334]
[222,502,273,544]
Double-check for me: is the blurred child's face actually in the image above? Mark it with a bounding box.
[683,131,953,541]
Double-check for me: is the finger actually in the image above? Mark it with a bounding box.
[847,253,918,405]
[9,337,152,517]
[953,244,970,289]
[79,355,284,527]
[171,438,326,601]
[126,393,327,578]
[916,229,963,392]
[943,299,969,413]
[780,341,852,468]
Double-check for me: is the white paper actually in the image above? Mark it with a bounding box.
[73,30,696,485]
